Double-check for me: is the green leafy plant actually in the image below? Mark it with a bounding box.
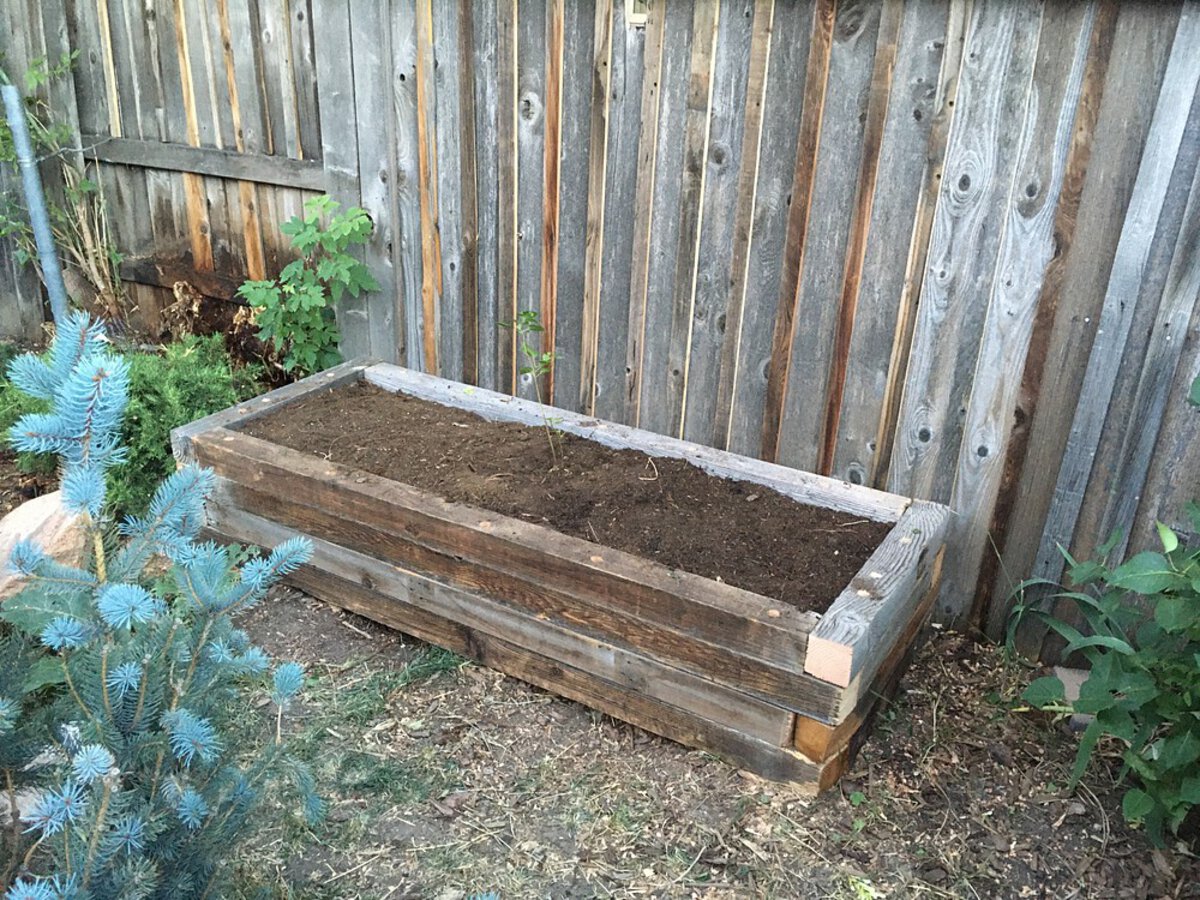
[0,312,321,897]
[501,310,560,466]
[237,195,378,378]
[110,335,262,519]
[1009,518,1200,845]
[0,336,263,518]
[0,55,126,319]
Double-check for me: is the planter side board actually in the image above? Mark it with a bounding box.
[193,430,840,717]
[172,360,948,786]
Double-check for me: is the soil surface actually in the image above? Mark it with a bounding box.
[0,454,53,515]
[242,382,891,614]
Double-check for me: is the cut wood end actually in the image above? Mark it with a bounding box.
[804,634,855,687]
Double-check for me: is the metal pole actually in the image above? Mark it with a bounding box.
[2,83,71,324]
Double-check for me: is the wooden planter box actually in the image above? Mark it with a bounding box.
[173,360,949,790]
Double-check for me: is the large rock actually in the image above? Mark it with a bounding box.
[0,491,88,603]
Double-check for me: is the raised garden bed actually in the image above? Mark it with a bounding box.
[172,360,950,790]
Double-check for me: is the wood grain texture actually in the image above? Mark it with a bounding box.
[592,3,647,422]
[991,1,1177,639]
[538,0,564,401]
[707,0,773,450]
[431,0,467,382]
[827,0,949,486]
[887,0,1043,504]
[817,0,902,475]
[644,0,719,435]
[471,0,501,389]
[210,486,797,747]
[496,0,519,391]
[621,0,667,425]
[455,0,481,385]
[1068,82,1200,566]
[549,0,597,410]
[775,0,884,473]
[1032,6,1200,587]
[391,1,427,371]
[214,515,826,781]
[939,3,1099,624]
[311,0,367,355]
[578,0,615,413]
[805,504,948,695]
[724,0,816,457]
[759,0,835,461]
[415,0,442,375]
[634,0,697,429]
[349,0,402,362]
[193,431,844,714]
[514,0,548,401]
[680,0,762,447]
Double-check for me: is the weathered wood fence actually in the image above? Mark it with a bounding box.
[3,0,1200,639]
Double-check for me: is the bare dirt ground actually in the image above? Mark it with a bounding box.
[229,588,1200,900]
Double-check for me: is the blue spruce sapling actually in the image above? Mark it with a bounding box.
[0,312,322,898]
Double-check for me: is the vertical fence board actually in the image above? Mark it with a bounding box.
[634,0,695,429]
[775,0,883,472]
[392,0,426,370]
[887,1,1043,503]
[592,8,646,422]
[827,0,948,485]
[1070,81,1200,563]
[679,0,759,446]
[724,0,815,457]
[990,0,1178,629]
[940,3,1098,623]
[496,0,518,391]
[471,0,500,388]
[432,0,466,381]
[550,0,597,410]
[759,0,835,460]
[638,0,717,434]
[514,0,548,400]
[1032,7,1200,588]
[312,0,366,354]
[348,0,400,362]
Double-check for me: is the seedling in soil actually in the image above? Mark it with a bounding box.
[502,310,561,466]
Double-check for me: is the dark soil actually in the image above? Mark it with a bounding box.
[242,381,892,614]
[0,454,53,516]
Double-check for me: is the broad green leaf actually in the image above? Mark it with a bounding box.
[1155,595,1196,633]
[1157,730,1200,773]
[1189,374,1200,407]
[0,585,90,635]
[1157,522,1180,554]
[22,655,66,692]
[1122,788,1155,822]
[1022,676,1065,708]
[1110,552,1177,595]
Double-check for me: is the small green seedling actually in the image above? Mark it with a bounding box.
[502,310,561,466]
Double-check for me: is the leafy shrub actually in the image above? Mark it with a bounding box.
[109,335,261,518]
[237,195,378,377]
[0,312,321,897]
[1010,518,1200,845]
[1,336,261,513]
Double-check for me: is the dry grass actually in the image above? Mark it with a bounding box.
[228,591,1199,899]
